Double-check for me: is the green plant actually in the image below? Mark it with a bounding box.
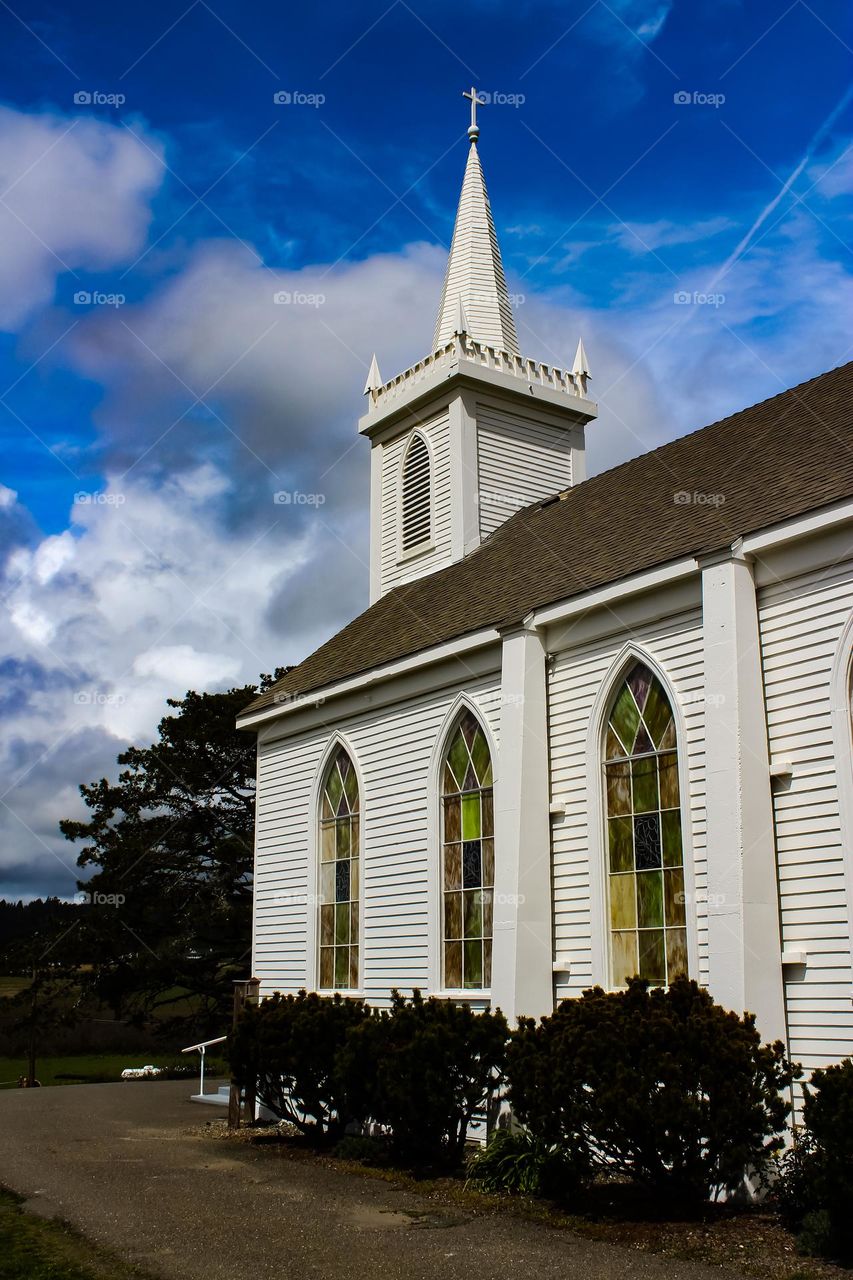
[339,990,507,1170]
[774,1058,853,1264]
[227,990,369,1141]
[465,1127,583,1198]
[508,976,793,1204]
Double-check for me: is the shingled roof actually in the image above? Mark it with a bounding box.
[243,362,853,719]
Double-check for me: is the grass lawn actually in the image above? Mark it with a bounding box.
[0,1053,227,1089]
[0,977,30,999]
[0,1187,157,1280]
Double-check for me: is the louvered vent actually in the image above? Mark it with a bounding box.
[401,434,431,551]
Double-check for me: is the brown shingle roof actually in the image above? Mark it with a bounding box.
[243,362,853,719]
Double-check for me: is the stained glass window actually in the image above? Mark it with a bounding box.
[603,662,687,987]
[318,746,360,990]
[442,709,494,990]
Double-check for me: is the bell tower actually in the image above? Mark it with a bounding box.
[360,90,598,604]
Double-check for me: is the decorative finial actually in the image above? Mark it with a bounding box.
[363,353,382,395]
[462,86,487,142]
[572,338,590,395]
[454,296,469,336]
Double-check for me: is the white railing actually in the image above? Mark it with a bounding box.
[181,1034,227,1098]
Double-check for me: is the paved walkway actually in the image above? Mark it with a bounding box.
[0,1081,753,1280]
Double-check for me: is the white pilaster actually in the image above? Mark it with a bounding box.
[491,620,554,1022]
[368,443,383,604]
[701,544,787,1045]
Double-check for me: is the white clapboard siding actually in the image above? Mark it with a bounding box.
[380,415,452,595]
[253,675,502,1003]
[757,558,853,1075]
[477,406,572,539]
[547,609,707,1000]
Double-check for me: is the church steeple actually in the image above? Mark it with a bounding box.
[432,89,520,356]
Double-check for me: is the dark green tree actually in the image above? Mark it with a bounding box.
[60,670,288,1035]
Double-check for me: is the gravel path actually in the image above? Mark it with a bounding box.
[0,1080,755,1280]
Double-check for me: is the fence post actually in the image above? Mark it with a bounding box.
[228,977,260,1130]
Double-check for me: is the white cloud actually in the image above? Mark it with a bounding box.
[0,106,163,329]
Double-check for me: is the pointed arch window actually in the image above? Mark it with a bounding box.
[603,661,687,988]
[441,709,494,990]
[318,746,360,990]
[401,433,432,552]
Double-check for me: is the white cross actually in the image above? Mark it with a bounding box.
[462,86,487,133]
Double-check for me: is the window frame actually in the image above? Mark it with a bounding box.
[397,430,434,562]
[586,647,698,991]
[310,737,364,995]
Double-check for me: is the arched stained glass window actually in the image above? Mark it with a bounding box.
[318,746,360,990]
[603,661,687,988]
[442,710,494,990]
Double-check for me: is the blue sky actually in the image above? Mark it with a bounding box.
[0,0,851,898]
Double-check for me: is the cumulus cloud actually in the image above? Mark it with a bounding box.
[0,106,163,329]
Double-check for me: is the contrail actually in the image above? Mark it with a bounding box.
[707,82,853,293]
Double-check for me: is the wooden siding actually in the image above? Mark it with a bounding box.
[477,405,572,539]
[379,413,452,595]
[547,609,707,999]
[758,559,853,1073]
[252,676,502,1003]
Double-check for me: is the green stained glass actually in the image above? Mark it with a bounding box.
[644,679,672,747]
[463,889,483,937]
[349,947,359,988]
[335,902,349,945]
[320,904,334,946]
[350,821,359,858]
[659,752,680,808]
[444,844,461,890]
[482,791,494,838]
[661,809,682,867]
[660,718,677,750]
[461,793,481,840]
[606,762,631,816]
[350,857,359,900]
[326,762,343,812]
[320,862,334,904]
[443,763,456,794]
[444,940,462,988]
[321,791,334,821]
[445,891,462,939]
[463,939,483,988]
[664,868,686,926]
[350,900,359,940]
[610,684,641,752]
[447,731,469,790]
[605,726,626,760]
[608,817,633,873]
[631,756,658,813]
[483,939,492,987]
[637,871,664,928]
[444,796,461,842]
[336,819,351,858]
[482,838,495,887]
[343,762,359,812]
[610,873,636,930]
[334,946,349,987]
[471,730,491,785]
[319,947,334,988]
[666,928,688,979]
[481,888,493,937]
[611,930,638,986]
[639,929,665,982]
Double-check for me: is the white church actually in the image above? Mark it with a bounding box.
[238,94,853,1081]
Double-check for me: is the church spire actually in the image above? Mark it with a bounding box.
[432,89,520,357]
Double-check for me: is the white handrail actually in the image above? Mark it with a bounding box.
[180,1034,227,1097]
